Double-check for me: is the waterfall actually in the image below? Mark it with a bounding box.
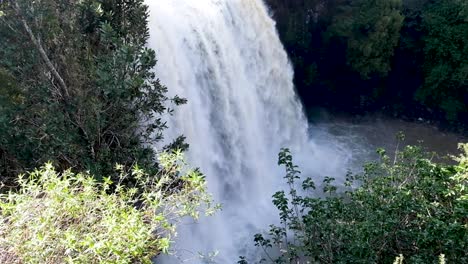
[146,0,350,262]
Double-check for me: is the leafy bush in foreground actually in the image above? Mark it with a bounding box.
[243,143,467,263]
[0,151,218,264]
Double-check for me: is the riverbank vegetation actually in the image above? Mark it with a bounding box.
[266,0,468,128]
[241,143,468,263]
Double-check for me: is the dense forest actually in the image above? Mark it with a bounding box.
[266,0,468,128]
[0,0,467,263]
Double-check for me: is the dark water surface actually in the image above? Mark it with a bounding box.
[309,111,467,170]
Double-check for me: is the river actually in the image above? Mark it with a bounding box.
[310,110,467,168]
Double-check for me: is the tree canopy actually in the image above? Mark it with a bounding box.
[327,0,404,78]
[266,0,468,125]
[0,0,185,180]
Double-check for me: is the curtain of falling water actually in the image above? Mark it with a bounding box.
[146,0,350,262]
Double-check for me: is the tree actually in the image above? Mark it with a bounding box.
[0,0,185,179]
[327,0,405,78]
[417,0,468,121]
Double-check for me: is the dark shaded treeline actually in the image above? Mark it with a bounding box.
[265,0,468,130]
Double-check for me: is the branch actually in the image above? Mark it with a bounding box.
[11,0,70,100]
[8,1,99,161]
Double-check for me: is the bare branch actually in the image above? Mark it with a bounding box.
[10,0,70,100]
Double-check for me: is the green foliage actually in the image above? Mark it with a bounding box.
[0,151,218,263]
[0,0,185,179]
[417,0,468,121]
[243,144,467,263]
[266,0,467,125]
[0,69,22,182]
[328,0,405,78]
[268,0,319,50]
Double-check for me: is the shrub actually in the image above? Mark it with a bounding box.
[243,143,467,263]
[0,151,218,264]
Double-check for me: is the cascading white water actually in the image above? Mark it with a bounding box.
[146,0,351,262]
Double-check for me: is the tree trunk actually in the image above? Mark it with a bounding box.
[11,0,70,100]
